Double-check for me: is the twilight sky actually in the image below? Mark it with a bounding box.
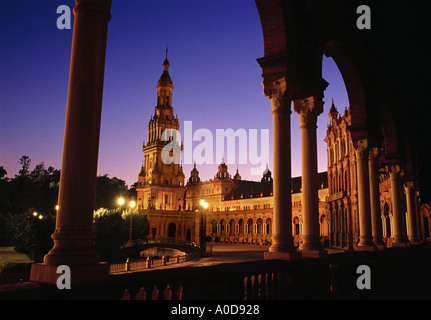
[0,0,349,187]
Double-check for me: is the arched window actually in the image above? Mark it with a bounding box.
[256,218,263,234]
[220,219,226,234]
[265,218,272,234]
[247,219,253,234]
[228,219,234,234]
[211,220,217,234]
[238,219,244,234]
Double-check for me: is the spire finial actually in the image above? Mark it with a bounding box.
[166,46,168,60]
[329,97,338,114]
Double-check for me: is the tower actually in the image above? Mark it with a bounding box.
[328,98,339,126]
[137,51,185,211]
[215,156,230,179]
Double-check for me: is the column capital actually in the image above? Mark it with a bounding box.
[387,164,403,176]
[262,77,291,114]
[404,180,415,190]
[368,146,379,160]
[354,139,368,160]
[293,96,324,128]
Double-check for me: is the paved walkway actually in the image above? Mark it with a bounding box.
[0,247,33,267]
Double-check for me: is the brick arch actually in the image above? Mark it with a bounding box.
[255,0,401,157]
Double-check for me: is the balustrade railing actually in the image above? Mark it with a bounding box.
[0,244,430,300]
[109,251,199,274]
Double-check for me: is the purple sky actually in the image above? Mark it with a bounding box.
[1,0,349,187]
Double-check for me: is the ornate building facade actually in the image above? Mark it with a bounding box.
[325,100,424,250]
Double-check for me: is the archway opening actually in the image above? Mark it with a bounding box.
[168,222,176,238]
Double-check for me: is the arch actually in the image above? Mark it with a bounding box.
[211,220,217,234]
[256,218,263,234]
[229,219,235,235]
[220,219,226,234]
[238,219,244,234]
[168,222,176,238]
[247,218,253,234]
[324,40,368,141]
[265,218,272,234]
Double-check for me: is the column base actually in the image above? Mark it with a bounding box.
[30,262,109,285]
[391,241,410,248]
[300,249,328,258]
[355,245,376,251]
[374,243,386,250]
[408,238,421,245]
[264,251,301,261]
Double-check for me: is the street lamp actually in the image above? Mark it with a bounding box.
[117,197,125,206]
[199,199,208,256]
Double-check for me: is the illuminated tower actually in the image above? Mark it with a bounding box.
[137,50,185,211]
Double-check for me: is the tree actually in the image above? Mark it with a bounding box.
[18,156,31,177]
[11,211,55,263]
[93,208,150,262]
[95,175,129,210]
[0,166,7,180]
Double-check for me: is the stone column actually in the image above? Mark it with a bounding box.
[388,165,409,246]
[368,147,385,249]
[354,139,375,250]
[293,96,327,258]
[263,78,299,260]
[404,181,420,244]
[30,0,112,284]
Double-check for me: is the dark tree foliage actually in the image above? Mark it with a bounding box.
[93,209,149,262]
[95,174,129,210]
[1,156,141,262]
[11,211,56,263]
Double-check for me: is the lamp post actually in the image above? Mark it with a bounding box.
[129,200,136,243]
[199,199,208,256]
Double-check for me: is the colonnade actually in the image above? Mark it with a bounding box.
[260,76,328,259]
[259,73,421,260]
